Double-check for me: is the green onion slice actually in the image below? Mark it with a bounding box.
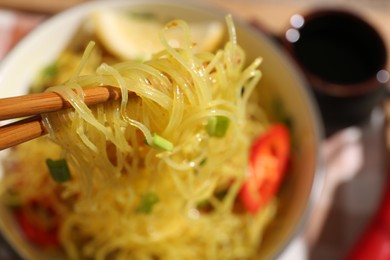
[135,192,159,214]
[206,115,230,138]
[46,159,71,183]
[151,133,173,151]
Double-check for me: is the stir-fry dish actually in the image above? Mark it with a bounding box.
[0,10,291,259]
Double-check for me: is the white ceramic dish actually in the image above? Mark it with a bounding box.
[0,0,323,259]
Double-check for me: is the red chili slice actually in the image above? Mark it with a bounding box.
[239,124,290,214]
[14,198,60,247]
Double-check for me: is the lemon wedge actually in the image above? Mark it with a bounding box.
[92,10,225,61]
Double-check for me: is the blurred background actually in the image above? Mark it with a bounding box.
[0,0,389,259]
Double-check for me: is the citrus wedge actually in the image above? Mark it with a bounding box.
[92,10,225,61]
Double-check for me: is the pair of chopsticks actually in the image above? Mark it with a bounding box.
[0,86,122,151]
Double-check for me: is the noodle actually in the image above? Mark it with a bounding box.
[1,14,278,259]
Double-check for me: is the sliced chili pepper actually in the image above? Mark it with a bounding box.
[14,198,60,247]
[347,168,390,260]
[239,124,290,214]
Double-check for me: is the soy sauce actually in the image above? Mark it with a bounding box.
[292,12,387,85]
[284,10,388,136]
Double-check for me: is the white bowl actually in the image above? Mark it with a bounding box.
[0,0,323,259]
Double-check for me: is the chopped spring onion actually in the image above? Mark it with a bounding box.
[135,192,159,214]
[127,12,157,20]
[196,199,211,210]
[199,158,207,166]
[46,159,71,183]
[151,133,174,151]
[272,97,293,130]
[31,63,58,93]
[43,63,58,78]
[2,191,21,207]
[206,115,230,137]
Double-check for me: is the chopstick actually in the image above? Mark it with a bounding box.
[0,85,122,120]
[0,85,123,150]
[0,116,46,150]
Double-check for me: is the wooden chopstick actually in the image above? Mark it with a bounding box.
[0,85,122,121]
[0,116,46,150]
[0,85,123,150]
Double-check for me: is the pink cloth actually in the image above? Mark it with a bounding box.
[0,9,45,60]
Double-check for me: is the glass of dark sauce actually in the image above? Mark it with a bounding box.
[282,9,389,136]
